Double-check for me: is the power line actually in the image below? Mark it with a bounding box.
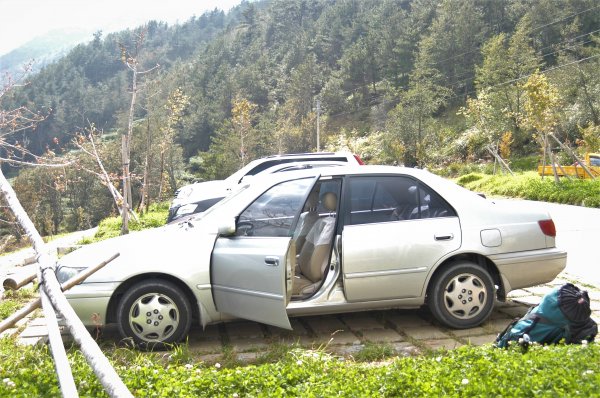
[325,52,600,120]
[426,4,600,69]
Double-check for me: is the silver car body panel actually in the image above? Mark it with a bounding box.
[342,216,462,301]
[59,165,567,329]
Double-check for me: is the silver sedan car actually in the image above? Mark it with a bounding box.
[56,166,567,347]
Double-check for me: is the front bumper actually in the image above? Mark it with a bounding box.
[490,247,567,292]
[64,282,120,327]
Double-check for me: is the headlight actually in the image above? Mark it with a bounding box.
[176,203,198,216]
[55,266,86,284]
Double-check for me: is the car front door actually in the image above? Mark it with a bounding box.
[211,176,318,329]
[342,175,462,302]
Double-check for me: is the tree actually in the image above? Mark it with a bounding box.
[386,45,450,167]
[231,95,258,167]
[521,71,561,181]
[118,27,159,234]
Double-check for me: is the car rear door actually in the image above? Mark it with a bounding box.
[211,176,318,329]
[341,175,462,302]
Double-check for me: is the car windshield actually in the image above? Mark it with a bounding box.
[185,184,251,224]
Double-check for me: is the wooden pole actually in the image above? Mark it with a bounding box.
[40,288,79,397]
[0,167,131,397]
[0,253,119,334]
[548,133,596,179]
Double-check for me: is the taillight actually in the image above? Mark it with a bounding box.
[353,154,365,165]
[538,219,556,237]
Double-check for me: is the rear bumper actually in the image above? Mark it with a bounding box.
[490,248,567,292]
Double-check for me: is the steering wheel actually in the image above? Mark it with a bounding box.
[236,221,255,236]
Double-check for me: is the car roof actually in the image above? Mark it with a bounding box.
[245,165,485,210]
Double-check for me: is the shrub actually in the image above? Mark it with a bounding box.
[82,203,169,244]
[456,172,600,208]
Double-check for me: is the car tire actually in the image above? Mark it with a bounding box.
[117,279,192,349]
[427,262,494,329]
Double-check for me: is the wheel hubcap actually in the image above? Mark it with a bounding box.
[443,273,487,320]
[129,293,179,342]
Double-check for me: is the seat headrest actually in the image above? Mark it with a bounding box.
[322,192,337,212]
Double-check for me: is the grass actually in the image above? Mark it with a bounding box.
[0,286,37,321]
[0,337,599,397]
[456,171,600,208]
[79,202,169,244]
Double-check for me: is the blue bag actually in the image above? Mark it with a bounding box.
[496,283,597,348]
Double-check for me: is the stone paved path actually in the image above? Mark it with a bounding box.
[10,273,600,363]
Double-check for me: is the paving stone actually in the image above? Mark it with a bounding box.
[483,318,514,333]
[463,334,499,346]
[498,305,530,318]
[18,336,46,346]
[0,328,18,339]
[386,313,432,330]
[29,317,47,327]
[268,319,309,337]
[19,325,48,338]
[450,327,487,338]
[236,352,261,363]
[489,310,515,320]
[225,322,264,339]
[304,317,346,334]
[548,278,570,286]
[421,339,463,351]
[331,344,364,356]
[507,289,530,298]
[197,354,222,364]
[300,330,359,347]
[524,285,554,296]
[189,338,223,353]
[586,290,600,301]
[360,328,405,343]
[340,314,385,331]
[229,337,269,352]
[402,326,449,340]
[513,295,542,306]
[392,342,421,356]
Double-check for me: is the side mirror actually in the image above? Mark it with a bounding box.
[218,218,237,236]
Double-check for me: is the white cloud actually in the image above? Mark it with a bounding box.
[0,0,243,55]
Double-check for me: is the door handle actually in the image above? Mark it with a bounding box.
[434,233,454,241]
[265,256,280,267]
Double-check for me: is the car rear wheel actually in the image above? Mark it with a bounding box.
[117,279,192,349]
[427,262,494,329]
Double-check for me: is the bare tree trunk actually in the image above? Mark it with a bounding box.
[121,67,138,235]
[157,151,165,203]
[139,117,152,213]
[541,133,548,180]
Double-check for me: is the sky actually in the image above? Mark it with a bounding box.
[0,0,243,56]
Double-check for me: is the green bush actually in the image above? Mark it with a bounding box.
[0,338,599,397]
[83,203,170,244]
[0,287,36,321]
[456,172,600,208]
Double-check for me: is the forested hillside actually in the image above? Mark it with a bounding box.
[1,0,600,241]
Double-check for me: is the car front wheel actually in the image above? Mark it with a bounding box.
[427,262,494,329]
[117,279,192,348]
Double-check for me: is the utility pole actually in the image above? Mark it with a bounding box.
[315,98,321,152]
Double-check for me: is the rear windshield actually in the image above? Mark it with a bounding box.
[245,157,348,176]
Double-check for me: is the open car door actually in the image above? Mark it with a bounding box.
[211,176,319,329]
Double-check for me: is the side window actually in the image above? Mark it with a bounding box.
[237,178,313,237]
[346,176,455,225]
